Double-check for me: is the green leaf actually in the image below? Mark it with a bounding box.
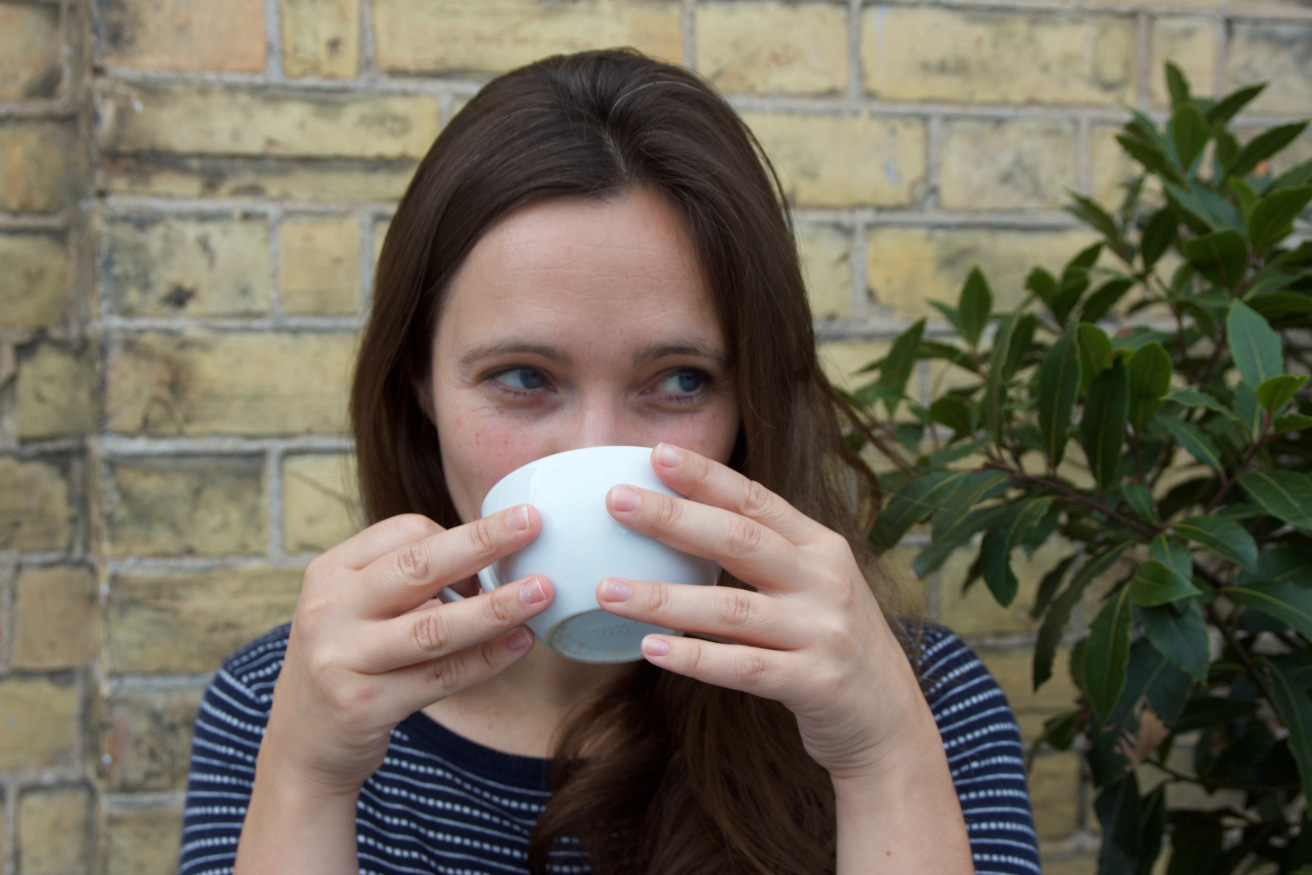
[1271,158,1312,192]
[1140,207,1177,270]
[1077,323,1114,393]
[1122,480,1159,524]
[1129,560,1201,606]
[1068,193,1123,251]
[1037,329,1080,467]
[1160,416,1224,471]
[1080,277,1136,324]
[1165,389,1246,427]
[870,471,957,552]
[1033,545,1129,691]
[1165,181,1242,232]
[876,319,927,417]
[1149,533,1193,581]
[1205,82,1265,126]
[1165,61,1190,109]
[984,314,1020,441]
[1084,586,1134,721]
[1254,654,1312,800]
[1137,600,1209,681]
[1238,469,1312,529]
[930,470,1012,543]
[1184,229,1249,291]
[1172,515,1259,571]
[1228,122,1311,180]
[1126,341,1172,435]
[1227,299,1283,390]
[1255,374,1307,414]
[1169,103,1210,171]
[1248,185,1312,250]
[1025,266,1058,311]
[978,498,1054,607]
[1053,243,1104,325]
[927,395,974,436]
[913,502,1010,578]
[1032,554,1077,619]
[1119,133,1186,186]
[1080,360,1130,492]
[928,300,966,337]
[957,268,992,348]
[1234,380,1263,438]
[1228,579,1312,642]
[1275,413,1312,435]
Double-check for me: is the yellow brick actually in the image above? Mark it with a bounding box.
[1089,123,1142,211]
[104,331,356,436]
[0,456,74,552]
[818,340,888,396]
[102,688,204,792]
[1149,18,1217,107]
[1028,752,1083,840]
[106,805,184,875]
[16,342,95,438]
[0,3,63,100]
[1042,851,1097,875]
[18,785,94,875]
[279,216,362,315]
[283,453,361,553]
[861,8,1135,106]
[0,120,85,213]
[797,223,853,321]
[1225,23,1312,116]
[696,2,847,96]
[866,226,1097,322]
[101,155,419,203]
[99,0,265,72]
[977,644,1082,742]
[0,232,71,328]
[938,538,1076,642]
[104,456,266,557]
[374,0,682,74]
[13,565,99,669]
[106,568,302,673]
[281,0,359,78]
[744,112,927,208]
[102,215,271,317]
[939,119,1076,211]
[0,675,79,770]
[97,81,440,159]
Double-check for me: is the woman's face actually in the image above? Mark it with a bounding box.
[427,187,741,523]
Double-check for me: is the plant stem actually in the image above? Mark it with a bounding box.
[982,461,1158,537]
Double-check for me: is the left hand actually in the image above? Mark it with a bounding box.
[598,443,940,783]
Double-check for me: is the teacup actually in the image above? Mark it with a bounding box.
[449,445,719,663]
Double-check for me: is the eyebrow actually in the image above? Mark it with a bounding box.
[458,339,730,371]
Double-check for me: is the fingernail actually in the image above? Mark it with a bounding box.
[642,636,670,657]
[520,576,547,604]
[508,628,533,650]
[507,504,530,532]
[598,578,631,602]
[610,484,640,512]
[654,443,681,468]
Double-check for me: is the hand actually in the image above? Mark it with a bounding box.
[262,509,555,797]
[597,444,938,783]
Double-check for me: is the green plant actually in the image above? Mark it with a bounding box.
[852,65,1312,874]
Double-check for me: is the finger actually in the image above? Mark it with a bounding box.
[649,443,821,544]
[376,625,538,718]
[356,505,541,616]
[606,484,805,592]
[639,634,797,700]
[324,513,445,571]
[358,574,553,673]
[596,578,807,650]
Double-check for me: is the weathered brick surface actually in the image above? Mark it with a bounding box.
[98,0,266,72]
[1225,22,1312,115]
[16,341,97,438]
[939,119,1077,211]
[0,674,79,770]
[106,805,184,875]
[99,155,420,203]
[0,231,71,328]
[281,0,360,78]
[977,643,1082,741]
[861,8,1136,106]
[106,567,302,673]
[0,121,85,213]
[373,0,682,74]
[1028,753,1085,840]
[12,565,99,669]
[696,2,848,96]
[104,332,355,436]
[97,81,441,159]
[744,113,927,207]
[797,223,854,321]
[278,215,361,315]
[101,214,272,316]
[0,3,64,101]
[104,455,266,557]
[283,453,361,553]
[0,456,75,552]
[1149,17,1217,106]
[101,686,205,792]
[18,784,94,875]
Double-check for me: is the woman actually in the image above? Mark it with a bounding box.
[179,49,1040,875]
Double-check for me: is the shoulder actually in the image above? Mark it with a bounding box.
[198,624,291,723]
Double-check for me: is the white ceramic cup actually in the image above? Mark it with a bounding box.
[445,445,720,663]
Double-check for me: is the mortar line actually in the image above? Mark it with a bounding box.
[360,0,377,75]
[96,434,352,455]
[94,314,364,332]
[848,0,863,107]
[359,211,376,316]
[268,205,287,326]
[681,0,695,70]
[265,0,284,79]
[266,444,287,561]
[1136,11,1152,111]
[1075,114,1092,196]
[1214,13,1229,96]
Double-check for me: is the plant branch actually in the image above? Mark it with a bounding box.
[981,461,1158,537]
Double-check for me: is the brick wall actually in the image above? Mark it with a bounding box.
[0,0,1308,871]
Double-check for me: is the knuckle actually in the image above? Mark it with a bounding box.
[742,479,774,518]
[466,517,500,559]
[411,609,451,655]
[395,541,432,582]
[644,582,674,617]
[653,493,682,530]
[430,656,467,695]
[713,589,752,628]
[740,651,770,685]
[482,587,515,625]
[393,513,441,542]
[726,516,764,556]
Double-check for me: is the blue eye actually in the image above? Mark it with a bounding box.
[658,369,706,395]
[493,367,547,391]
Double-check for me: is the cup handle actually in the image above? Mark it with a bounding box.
[436,567,498,604]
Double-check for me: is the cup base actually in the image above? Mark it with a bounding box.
[544,610,678,664]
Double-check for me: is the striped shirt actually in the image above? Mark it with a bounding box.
[179,623,1041,875]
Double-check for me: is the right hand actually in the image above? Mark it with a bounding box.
[259,508,554,798]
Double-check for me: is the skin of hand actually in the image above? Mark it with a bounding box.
[255,506,556,797]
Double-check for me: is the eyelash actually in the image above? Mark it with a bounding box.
[485,366,714,405]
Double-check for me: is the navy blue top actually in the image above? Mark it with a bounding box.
[178,623,1041,874]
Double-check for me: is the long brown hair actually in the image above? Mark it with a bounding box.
[351,49,895,875]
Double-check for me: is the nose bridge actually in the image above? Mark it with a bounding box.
[575,390,630,448]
